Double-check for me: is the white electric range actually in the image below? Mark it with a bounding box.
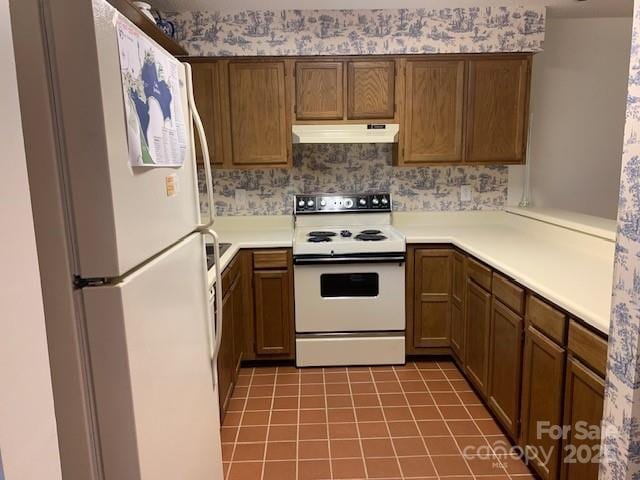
[293,193,406,367]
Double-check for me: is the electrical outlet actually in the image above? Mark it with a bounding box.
[234,189,248,209]
[460,185,472,202]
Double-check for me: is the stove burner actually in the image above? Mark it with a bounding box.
[308,231,337,237]
[340,230,352,237]
[308,236,333,243]
[360,229,382,235]
[355,233,387,242]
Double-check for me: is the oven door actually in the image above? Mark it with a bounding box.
[294,258,405,333]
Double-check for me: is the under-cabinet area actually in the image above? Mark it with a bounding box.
[188,54,531,168]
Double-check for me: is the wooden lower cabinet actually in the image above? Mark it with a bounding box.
[450,251,466,363]
[487,298,523,440]
[464,278,491,396]
[520,325,566,480]
[412,249,452,349]
[254,270,293,356]
[560,357,605,480]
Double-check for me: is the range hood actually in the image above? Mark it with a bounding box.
[292,124,400,144]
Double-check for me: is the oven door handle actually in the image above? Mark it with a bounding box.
[293,255,406,265]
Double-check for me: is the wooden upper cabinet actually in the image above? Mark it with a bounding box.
[347,61,395,119]
[190,62,224,166]
[228,61,289,167]
[413,249,452,349]
[295,61,344,120]
[467,57,530,163]
[402,59,465,164]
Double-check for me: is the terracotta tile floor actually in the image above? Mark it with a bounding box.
[221,359,534,480]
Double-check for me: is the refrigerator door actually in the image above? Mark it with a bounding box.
[81,233,222,480]
[46,0,201,279]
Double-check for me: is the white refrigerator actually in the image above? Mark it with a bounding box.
[18,0,224,479]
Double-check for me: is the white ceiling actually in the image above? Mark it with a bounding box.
[152,0,633,18]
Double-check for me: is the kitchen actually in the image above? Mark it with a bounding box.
[1,1,637,480]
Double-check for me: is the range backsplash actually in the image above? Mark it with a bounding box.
[199,144,507,216]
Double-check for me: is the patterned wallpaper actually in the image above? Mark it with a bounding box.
[600,2,640,478]
[164,7,545,56]
[200,144,507,216]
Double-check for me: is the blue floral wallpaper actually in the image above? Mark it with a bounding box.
[164,7,545,56]
[600,2,640,479]
[199,144,507,216]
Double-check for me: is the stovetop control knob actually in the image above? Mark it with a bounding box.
[381,197,389,205]
[344,198,354,208]
[358,198,367,206]
[307,199,315,207]
[372,197,380,206]
[297,199,306,208]
[319,199,326,207]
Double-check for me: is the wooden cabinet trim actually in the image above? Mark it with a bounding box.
[527,294,568,346]
[568,320,608,377]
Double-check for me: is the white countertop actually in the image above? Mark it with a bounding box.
[207,210,615,335]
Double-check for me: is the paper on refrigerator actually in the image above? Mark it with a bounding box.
[116,17,187,167]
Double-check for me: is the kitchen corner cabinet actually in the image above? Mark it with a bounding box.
[401,59,465,164]
[189,61,224,166]
[407,247,452,353]
[466,57,530,164]
[251,249,295,359]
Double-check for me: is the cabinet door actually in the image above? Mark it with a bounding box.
[190,62,224,166]
[450,251,466,361]
[217,289,235,419]
[231,276,244,374]
[413,249,452,348]
[347,61,395,119]
[467,57,529,163]
[560,357,604,480]
[464,278,491,396]
[254,270,293,356]
[402,60,465,164]
[295,61,344,120]
[228,61,289,166]
[520,325,566,480]
[487,298,523,440]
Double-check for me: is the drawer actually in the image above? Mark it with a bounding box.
[466,257,492,291]
[221,253,241,297]
[253,250,289,269]
[492,272,525,315]
[568,320,608,377]
[526,294,567,346]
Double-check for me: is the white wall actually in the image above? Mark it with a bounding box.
[527,17,632,219]
[0,0,62,477]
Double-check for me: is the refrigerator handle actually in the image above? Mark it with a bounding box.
[184,62,215,226]
[201,227,224,363]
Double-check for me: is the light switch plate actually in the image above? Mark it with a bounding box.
[460,185,472,202]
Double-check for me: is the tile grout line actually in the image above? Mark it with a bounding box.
[323,368,334,480]
[346,368,370,479]
[416,362,478,480]
[369,366,404,479]
[296,369,301,480]
[259,367,278,480]
[441,365,512,479]
[229,367,254,480]
[392,362,440,480]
